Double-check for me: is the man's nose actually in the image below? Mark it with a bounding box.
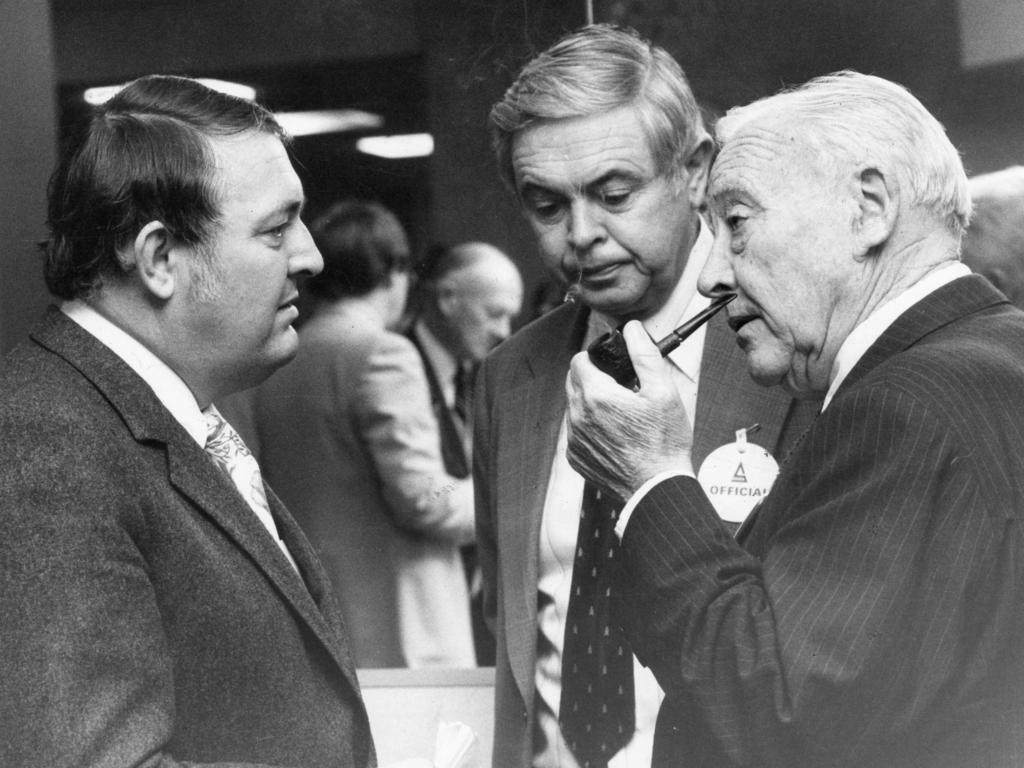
[698,229,736,298]
[567,200,604,252]
[290,221,323,277]
[489,314,513,343]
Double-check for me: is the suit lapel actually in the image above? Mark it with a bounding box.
[835,275,1007,403]
[498,302,588,701]
[32,308,362,695]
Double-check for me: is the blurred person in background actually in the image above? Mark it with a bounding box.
[405,240,524,665]
[254,200,477,669]
[961,165,1024,309]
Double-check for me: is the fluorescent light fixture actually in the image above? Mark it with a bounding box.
[274,109,383,137]
[84,78,257,105]
[356,133,434,159]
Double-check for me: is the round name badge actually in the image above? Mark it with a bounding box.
[697,427,779,524]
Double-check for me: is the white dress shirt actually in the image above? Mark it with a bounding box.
[61,300,297,565]
[533,222,713,768]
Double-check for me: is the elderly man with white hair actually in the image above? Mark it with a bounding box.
[566,71,1024,768]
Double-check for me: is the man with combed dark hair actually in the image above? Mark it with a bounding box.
[478,24,812,768]
[254,200,478,670]
[0,75,375,767]
[566,70,1024,767]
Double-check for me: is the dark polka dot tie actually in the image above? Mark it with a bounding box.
[559,481,635,766]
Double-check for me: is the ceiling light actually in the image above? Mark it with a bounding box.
[84,78,257,105]
[356,133,434,159]
[274,109,383,137]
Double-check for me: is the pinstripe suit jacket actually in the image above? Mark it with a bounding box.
[620,275,1024,768]
[0,308,375,768]
[474,298,812,767]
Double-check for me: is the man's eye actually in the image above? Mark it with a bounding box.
[726,215,747,231]
[527,198,564,223]
[264,224,287,241]
[598,187,632,207]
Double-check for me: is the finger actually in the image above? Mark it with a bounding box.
[622,320,670,390]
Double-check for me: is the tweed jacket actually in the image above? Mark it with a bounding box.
[474,298,813,767]
[620,275,1024,768]
[0,307,375,768]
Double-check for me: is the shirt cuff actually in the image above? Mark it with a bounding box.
[615,469,696,539]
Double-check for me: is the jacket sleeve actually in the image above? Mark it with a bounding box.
[354,331,474,545]
[617,382,1019,767]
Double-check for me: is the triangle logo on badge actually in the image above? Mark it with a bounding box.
[732,463,748,483]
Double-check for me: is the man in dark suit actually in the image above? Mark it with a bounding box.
[565,71,1024,767]
[0,75,375,767]
[478,25,811,768]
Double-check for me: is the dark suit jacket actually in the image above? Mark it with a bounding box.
[474,299,813,767]
[619,276,1024,768]
[0,308,375,768]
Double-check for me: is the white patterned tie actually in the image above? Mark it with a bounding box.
[203,406,299,574]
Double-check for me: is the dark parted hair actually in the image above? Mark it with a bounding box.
[43,74,287,300]
[305,200,410,301]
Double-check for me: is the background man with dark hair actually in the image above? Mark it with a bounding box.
[0,76,374,767]
[478,24,811,768]
[254,200,479,669]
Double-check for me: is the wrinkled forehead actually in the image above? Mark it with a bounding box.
[709,122,822,205]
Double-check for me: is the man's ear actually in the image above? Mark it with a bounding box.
[681,135,715,210]
[855,168,897,254]
[128,221,178,300]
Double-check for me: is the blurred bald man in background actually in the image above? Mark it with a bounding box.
[406,241,524,664]
[962,166,1024,309]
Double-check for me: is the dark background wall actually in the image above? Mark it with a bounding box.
[3,0,1023,361]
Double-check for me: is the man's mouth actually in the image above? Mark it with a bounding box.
[728,313,759,333]
[575,262,624,285]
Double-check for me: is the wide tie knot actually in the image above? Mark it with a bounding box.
[205,409,254,464]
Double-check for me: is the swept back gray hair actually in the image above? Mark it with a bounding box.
[489,24,707,190]
[716,70,971,237]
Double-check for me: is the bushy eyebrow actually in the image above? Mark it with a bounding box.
[255,198,305,227]
[519,169,644,199]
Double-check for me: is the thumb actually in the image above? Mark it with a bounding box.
[622,320,667,388]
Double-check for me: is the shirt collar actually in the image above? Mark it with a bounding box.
[61,299,208,446]
[822,261,970,411]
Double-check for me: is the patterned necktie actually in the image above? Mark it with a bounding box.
[203,407,299,574]
[560,482,635,767]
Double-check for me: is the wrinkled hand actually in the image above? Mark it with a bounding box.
[566,321,695,501]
